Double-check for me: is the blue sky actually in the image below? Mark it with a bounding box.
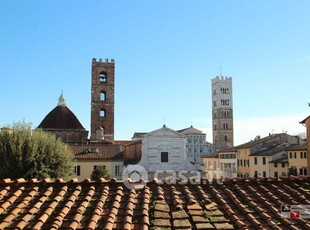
[1,1,310,145]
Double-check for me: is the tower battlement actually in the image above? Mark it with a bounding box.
[92,58,115,64]
[212,76,232,83]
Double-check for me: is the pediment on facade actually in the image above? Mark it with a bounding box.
[178,127,203,135]
[144,126,185,138]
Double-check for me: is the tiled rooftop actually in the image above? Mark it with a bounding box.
[70,144,123,160]
[0,177,310,229]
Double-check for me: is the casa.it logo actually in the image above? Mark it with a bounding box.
[281,205,300,219]
[122,164,148,190]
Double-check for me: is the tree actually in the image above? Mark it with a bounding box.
[0,122,74,179]
[91,165,111,180]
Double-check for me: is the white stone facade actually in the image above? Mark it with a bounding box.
[178,126,215,171]
[137,125,193,179]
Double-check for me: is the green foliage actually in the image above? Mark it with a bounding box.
[91,165,111,180]
[1,209,9,215]
[0,121,73,179]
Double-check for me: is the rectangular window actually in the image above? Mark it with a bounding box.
[301,152,307,159]
[115,165,120,176]
[254,171,258,178]
[274,163,278,168]
[75,165,81,176]
[289,152,292,158]
[161,152,169,163]
[262,157,266,165]
[282,162,286,168]
[94,165,97,170]
[274,171,278,178]
[299,167,307,176]
[263,171,266,177]
[254,157,257,165]
[247,159,250,167]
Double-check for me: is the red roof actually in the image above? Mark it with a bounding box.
[0,177,309,229]
[70,144,123,160]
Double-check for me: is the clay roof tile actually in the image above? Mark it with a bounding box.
[0,178,309,229]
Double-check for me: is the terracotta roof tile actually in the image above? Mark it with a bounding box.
[0,177,310,229]
[70,144,123,160]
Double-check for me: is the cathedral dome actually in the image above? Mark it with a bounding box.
[38,93,85,130]
[38,106,85,130]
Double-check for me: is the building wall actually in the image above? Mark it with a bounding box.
[179,127,215,170]
[48,129,88,143]
[237,148,250,177]
[73,160,123,181]
[138,127,189,179]
[91,58,115,141]
[304,117,310,176]
[218,152,237,178]
[269,162,288,178]
[203,157,219,180]
[123,141,142,165]
[211,76,234,151]
[249,155,272,178]
[288,149,308,176]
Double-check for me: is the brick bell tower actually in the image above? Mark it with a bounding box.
[91,58,115,141]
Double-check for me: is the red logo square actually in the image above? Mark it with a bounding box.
[290,211,300,218]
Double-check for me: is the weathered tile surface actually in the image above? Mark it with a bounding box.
[0,177,309,229]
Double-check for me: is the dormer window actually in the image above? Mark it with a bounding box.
[99,72,107,83]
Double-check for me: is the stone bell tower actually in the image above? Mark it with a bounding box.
[212,76,234,151]
[90,58,115,141]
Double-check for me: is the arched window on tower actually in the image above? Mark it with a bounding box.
[224,134,228,141]
[223,122,228,129]
[99,72,107,83]
[100,109,106,118]
[100,91,106,101]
